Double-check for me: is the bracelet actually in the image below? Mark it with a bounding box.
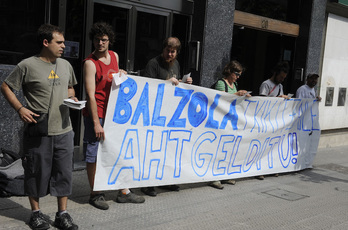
[69,96,75,99]
[17,105,24,113]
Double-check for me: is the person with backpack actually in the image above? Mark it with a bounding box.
[212,60,249,96]
[209,60,250,189]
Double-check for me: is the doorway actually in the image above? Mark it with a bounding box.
[231,26,296,95]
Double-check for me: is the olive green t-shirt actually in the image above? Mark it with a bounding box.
[144,55,181,80]
[5,56,77,135]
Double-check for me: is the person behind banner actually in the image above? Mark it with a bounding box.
[259,61,290,99]
[1,24,78,230]
[296,73,322,101]
[83,22,145,210]
[213,60,250,96]
[209,60,250,190]
[257,61,290,180]
[141,37,191,197]
[143,37,192,85]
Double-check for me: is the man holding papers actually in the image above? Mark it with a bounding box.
[63,98,86,110]
[82,22,145,210]
[1,24,78,230]
[144,37,192,85]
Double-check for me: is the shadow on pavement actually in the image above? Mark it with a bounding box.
[297,167,348,184]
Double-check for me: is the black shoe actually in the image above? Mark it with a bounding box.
[160,185,180,191]
[141,187,157,196]
[54,213,78,230]
[255,175,265,180]
[28,211,50,230]
[116,191,145,203]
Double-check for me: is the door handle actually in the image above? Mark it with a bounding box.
[127,70,140,75]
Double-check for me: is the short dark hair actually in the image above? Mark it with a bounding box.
[162,37,181,54]
[222,60,244,77]
[307,73,319,79]
[272,61,290,76]
[89,22,115,46]
[37,24,64,48]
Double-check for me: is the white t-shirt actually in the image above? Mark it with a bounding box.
[259,79,283,97]
[296,84,316,98]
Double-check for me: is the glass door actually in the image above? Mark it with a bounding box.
[92,1,170,75]
[132,9,169,75]
[172,13,191,75]
[93,2,130,70]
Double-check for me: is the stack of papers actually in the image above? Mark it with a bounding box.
[63,99,86,110]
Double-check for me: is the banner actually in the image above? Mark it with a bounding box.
[94,76,320,191]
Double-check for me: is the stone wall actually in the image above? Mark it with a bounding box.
[191,0,236,88]
[0,65,25,155]
[306,0,327,75]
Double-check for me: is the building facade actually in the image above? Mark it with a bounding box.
[0,0,347,160]
[319,1,348,130]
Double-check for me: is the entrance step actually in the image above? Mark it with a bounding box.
[319,129,348,148]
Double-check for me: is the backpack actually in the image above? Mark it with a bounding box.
[0,148,21,167]
[0,148,25,197]
[211,78,237,92]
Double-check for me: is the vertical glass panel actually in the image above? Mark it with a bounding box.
[50,0,60,26]
[325,87,334,106]
[134,11,167,73]
[337,88,346,106]
[0,0,46,65]
[64,0,85,145]
[64,0,84,76]
[93,3,128,69]
[172,13,190,76]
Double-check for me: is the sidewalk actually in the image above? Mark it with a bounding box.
[1,145,348,230]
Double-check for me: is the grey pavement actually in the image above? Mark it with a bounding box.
[1,145,348,230]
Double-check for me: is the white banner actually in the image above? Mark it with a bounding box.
[94,76,320,191]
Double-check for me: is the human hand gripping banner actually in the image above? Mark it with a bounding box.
[94,76,320,191]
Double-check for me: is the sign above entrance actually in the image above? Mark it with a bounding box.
[234,10,300,37]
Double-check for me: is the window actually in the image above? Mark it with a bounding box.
[0,0,46,65]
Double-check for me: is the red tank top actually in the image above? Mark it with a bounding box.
[83,51,119,118]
